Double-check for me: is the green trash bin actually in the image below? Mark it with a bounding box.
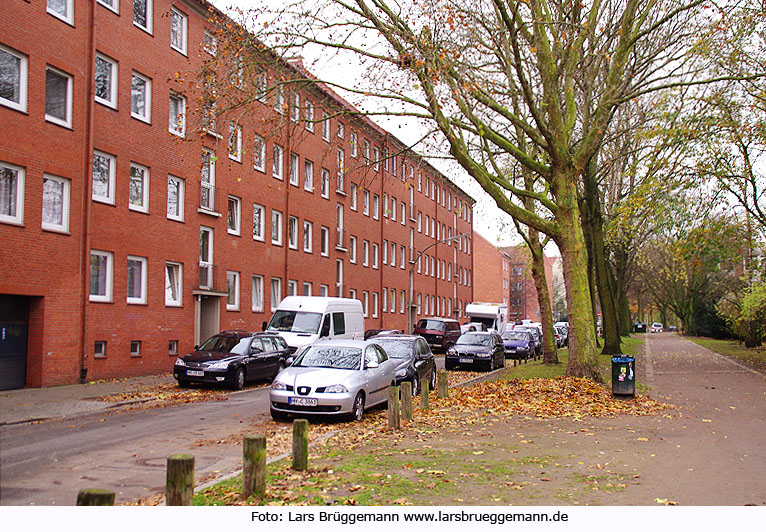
[611,356,635,396]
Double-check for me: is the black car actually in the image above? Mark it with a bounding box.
[370,334,437,396]
[173,331,291,390]
[445,331,506,371]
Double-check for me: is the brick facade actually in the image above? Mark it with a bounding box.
[0,0,474,387]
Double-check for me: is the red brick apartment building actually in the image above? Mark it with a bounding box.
[0,0,474,389]
[472,233,554,322]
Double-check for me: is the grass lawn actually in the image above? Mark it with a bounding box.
[687,336,766,372]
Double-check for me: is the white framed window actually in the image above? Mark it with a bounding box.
[372,292,379,318]
[373,146,380,171]
[350,183,357,210]
[169,340,178,355]
[350,132,358,158]
[0,45,27,113]
[97,0,118,13]
[401,290,406,314]
[0,162,24,226]
[271,209,283,245]
[391,197,396,222]
[362,189,369,216]
[320,284,329,297]
[391,154,396,175]
[167,175,184,221]
[203,29,217,55]
[165,261,182,307]
[363,140,370,164]
[255,69,267,103]
[303,220,313,252]
[383,147,389,172]
[373,194,379,220]
[273,85,285,114]
[45,66,72,128]
[302,282,312,296]
[200,149,215,211]
[362,240,369,267]
[129,162,149,213]
[127,255,147,304]
[390,242,396,268]
[270,277,282,310]
[170,7,188,55]
[320,226,329,256]
[253,135,265,172]
[95,53,118,108]
[382,287,387,312]
[199,226,214,289]
[47,0,74,25]
[321,111,330,141]
[228,123,242,161]
[253,203,265,241]
[390,288,396,312]
[42,174,70,232]
[349,235,357,263]
[417,211,422,232]
[382,239,388,265]
[290,92,300,122]
[362,291,369,318]
[130,340,142,357]
[320,168,330,199]
[272,144,284,180]
[92,150,115,204]
[134,0,153,33]
[288,215,298,249]
[252,275,264,312]
[289,152,299,186]
[372,243,379,269]
[131,71,151,123]
[226,271,240,311]
[287,279,298,296]
[227,195,241,235]
[304,160,314,192]
[401,201,406,225]
[168,92,185,137]
[304,100,314,131]
[337,121,344,138]
[89,250,113,302]
[349,288,356,301]
[335,259,343,296]
[336,149,345,192]
[383,193,388,218]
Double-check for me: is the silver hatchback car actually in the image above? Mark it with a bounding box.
[269,339,396,421]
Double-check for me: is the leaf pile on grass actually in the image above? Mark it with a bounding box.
[99,382,237,407]
[443,377,671,419]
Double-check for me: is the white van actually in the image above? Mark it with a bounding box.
[265,296,364,351]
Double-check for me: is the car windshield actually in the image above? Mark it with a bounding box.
[267,310,322,334]
[652,323,663,327]
[416,319,445,332]
[371,339,412,359]
[502,332,528,341]
[457,333,491,346]
[198,335,243,353]
[293,346,362,369]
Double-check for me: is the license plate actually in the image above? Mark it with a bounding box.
[458,357,473,363]
[289,397,318,407]
[186,370,204,377]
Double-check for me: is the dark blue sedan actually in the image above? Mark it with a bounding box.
[501,330,534,360]
[445,331,505,372]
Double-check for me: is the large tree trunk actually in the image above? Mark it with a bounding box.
[555,177,601,381]
[613,245,633,336]
[529,230,558,364]
[583,159,622,354]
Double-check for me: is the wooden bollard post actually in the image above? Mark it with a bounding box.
[400,381,413,421]
[420,376,430,410]
[166,454,194,506]
[388,386,400,429]
[437,370,449,398]
[292,419,309,471]
[242,433,266,499]
[76,488,114,506]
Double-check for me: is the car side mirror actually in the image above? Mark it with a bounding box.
[365,361,379,369]
[261,321,267,331]
[251,347,262,354]
[286,356,295,366]
[193,345,199,351]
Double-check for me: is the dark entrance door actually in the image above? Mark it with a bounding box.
[0,295,29,390]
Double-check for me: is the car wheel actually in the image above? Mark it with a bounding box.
[411,377,420,397]
[429,369,437,390]
[489,356,494,372]
[231,367,246,390]
[352,392,365,422]
[177,379,190,388]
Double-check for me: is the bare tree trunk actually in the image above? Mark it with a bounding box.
[529,229,558,364]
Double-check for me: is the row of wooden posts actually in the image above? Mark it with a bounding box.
[75,370,451,506]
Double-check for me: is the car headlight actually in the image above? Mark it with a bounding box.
[476,352,490,357]
[174,358,186,367]
[395,369,408,378]
[208,361,230,370]
[272,381,288,390]
[447,348,457,356]
[324,384,348,393]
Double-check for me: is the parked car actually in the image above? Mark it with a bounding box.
[460,323,478,334]
[174,331,291,390]
[445,331,506,371]
[364,329,402,340]
[633,322,647,333]
[514,325,542,356]
[555,325,569,347]
[269,339,395,421]
[413,317,461,352]
[668,325,678,332]
[650,322,664,333]
[501,330,534,360]
[369,334,436,396]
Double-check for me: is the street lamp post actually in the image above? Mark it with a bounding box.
[408,232,470,334]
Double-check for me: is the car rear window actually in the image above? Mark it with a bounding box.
[371,339,412,359]
[416,319,446,331]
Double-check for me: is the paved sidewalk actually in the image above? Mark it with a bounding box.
[0,374,175,425]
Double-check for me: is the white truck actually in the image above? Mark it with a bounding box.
[464,302,508,332]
